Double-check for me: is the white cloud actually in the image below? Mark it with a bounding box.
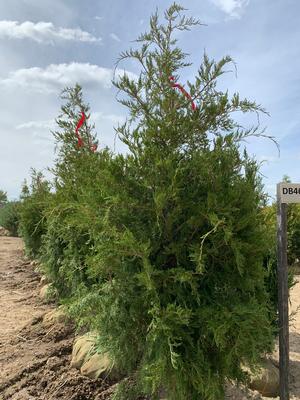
[95,16,103,21]
[91,111,125,125]
[16,114,126,132]
[210,0,250,18]
[0,20,101,43]
[110,33,121,42]
[16,119,54,130]
[0,62,137,93]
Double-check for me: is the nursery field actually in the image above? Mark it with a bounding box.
[0,5,299,399]
[0,235,300,400]
[0,236,116,400]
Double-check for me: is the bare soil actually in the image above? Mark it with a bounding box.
[0,236,299,400]
[226,273,300,400]
[0,237,115,400]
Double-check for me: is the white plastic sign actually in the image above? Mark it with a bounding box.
[277,182,300,204]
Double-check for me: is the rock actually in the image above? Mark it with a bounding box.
[225,382,263,400]
[40,275,49,285]
[0,226,9,236]
[42,306,69,326]
[70,332,98,369]
[39,284,49,299]
[39,283,54,302]
[71,332,120,380]
[248,358,279,397]
[80,352,112,380]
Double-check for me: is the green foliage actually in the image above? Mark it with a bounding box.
[64,5,275,399]
[261,198,297,331]
[112,379,150,400]
[18,171,51,257]
[0,201,20,236]
[276,174,300,262]
[39,85,112,297]
[0,189,8,207]
[24,5,280,399]
[287,204,300,264]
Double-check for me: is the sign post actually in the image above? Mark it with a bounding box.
[277,182,300,400]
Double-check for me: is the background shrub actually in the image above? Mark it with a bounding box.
[39,85,113,298]
[18,170,51,257]
[55,6,276,399]
[0,189,8,207]
[0,201,20,236]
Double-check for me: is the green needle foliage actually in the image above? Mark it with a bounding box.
[39,84,113,297]
[18,171,51,256]
[18,5,278,399]
[0,201,20,236]
[73,4,274,399]
[0,189,8,207]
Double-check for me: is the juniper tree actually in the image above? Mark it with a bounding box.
[79,4,276,400]
[0,190,7,208]
[52,84,99,191]
[18,170,51,256]
[40,85,113,297]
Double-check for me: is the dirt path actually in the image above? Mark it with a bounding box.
[0,235,300,400]
[227,275,300,400]
[0,238,44,339]
[0,237,113,400]
[0,237,49,384]
[287,276,300,398]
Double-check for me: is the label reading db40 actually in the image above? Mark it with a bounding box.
[278,183,300,204]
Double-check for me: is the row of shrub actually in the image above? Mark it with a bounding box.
[0,200,20,236]
[9,5,298,399]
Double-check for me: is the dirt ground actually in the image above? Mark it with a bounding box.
[0,236,299,400]
[0,237,115,400]
[227,270,300,400]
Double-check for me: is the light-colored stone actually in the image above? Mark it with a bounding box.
[0,226,9,236]
[42,306,68,326]
[39,283,54,301]
[39,284,50,299]
[70,332,98,369]
[248,358,279,397]
[80,352,112,380]
[71,332,120,380]
[40,275,50,285]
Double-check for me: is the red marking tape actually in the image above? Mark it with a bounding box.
[169,76,196,111]
[75,111,85,148]
[75,111,97,152]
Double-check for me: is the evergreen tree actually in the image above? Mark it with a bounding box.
[0,190,7,208]
[18,170,51,256]
[52,83,99,191]
[75,4,276,399]
[40,85,112,296]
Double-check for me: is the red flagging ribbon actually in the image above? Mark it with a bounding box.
[169,76,196,111]
[75,111,97,152]
[75,111,85,148]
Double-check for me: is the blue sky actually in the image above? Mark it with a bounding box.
[0,0,299,201]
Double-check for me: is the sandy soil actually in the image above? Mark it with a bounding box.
[289,275,300,398]
[0,235,299,399]
[0,237,115,400]
[226,274,300,400]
